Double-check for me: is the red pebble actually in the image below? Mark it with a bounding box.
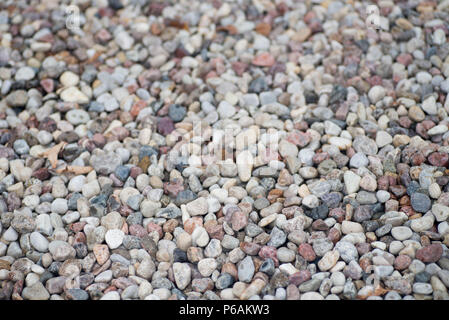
[252,53,275,67]
[289,270,311,286]
[416,243,443,263]
[298,243,316,262]
[146,222,163,238]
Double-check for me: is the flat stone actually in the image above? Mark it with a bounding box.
[411,193,431,213]
[391,226,412,241]
[416,244,443,263]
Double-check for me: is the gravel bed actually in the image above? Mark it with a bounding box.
[0,0,449,300]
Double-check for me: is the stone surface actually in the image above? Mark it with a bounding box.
[2,0,449,302]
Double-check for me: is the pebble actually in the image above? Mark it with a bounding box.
[198,258,217,277]
[30,232,49,252]
[411,193,431,213]
[115,31,134,50]
[66,109,90,125]
[318,250,340,271]
[349,153,368,168]
[173,263,191,290]
[432,204,449,222]
[22,282,50,300]
[48,241,76,261]
[15,67,35,81]
[391,226,413,241]
[60,87,89,104]
[411,215,435,232]
[344,171,361,194]
[238,256,255,283]
[368,86,386,103]
[186,197,208,216]
[105,229,125,249]
[416,244,443,263]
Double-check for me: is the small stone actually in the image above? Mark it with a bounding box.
[93,244,109,265]
[115,31,134,50]
[15,66,35,81]
[60,87,89,104]
[217,101,236,118]
[48,241,76,261]
[411,215,435,232]
[411,193,431,213]
[335,241,358,263]
[376,131,393,148]
[22,282,50,300]
[236,150,253,182]
[416,244,443,263]
[30,232,49,252]
[353,136,378,156]
[186,197,208,216]
[368,85,385,103]
[198,258,217,277]
[238,256,255,283]
[341,221,364,234]
[51,198,68,214]
[60,71,80,87]
[344,171,361,194]
[173,262,191,290]
[391,226,412,241]
[349,153,369,168]
[318,250,339,271]
[105,229,125,249]
[298,244,316,262]
[66,109,90,125]
[413,283,433,295]
[422,96,437,115]
[432,204,449,222]
[394,255,412,271]
[252,53,275,67]
[168,104,187,122]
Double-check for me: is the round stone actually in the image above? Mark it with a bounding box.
[391,226,412,241]
[105,229,125,249]
[368,85,385,103]
[60,71,80,87]
[66,109,90,125]
[15,66,35,81]
[30,232,49,252]
[168,104,187,122]
[411,193,431,213]
[51,198,68,214]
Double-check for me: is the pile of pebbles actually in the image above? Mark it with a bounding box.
[1,0,449,300]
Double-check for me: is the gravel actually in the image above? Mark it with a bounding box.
[1,0,449,302]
